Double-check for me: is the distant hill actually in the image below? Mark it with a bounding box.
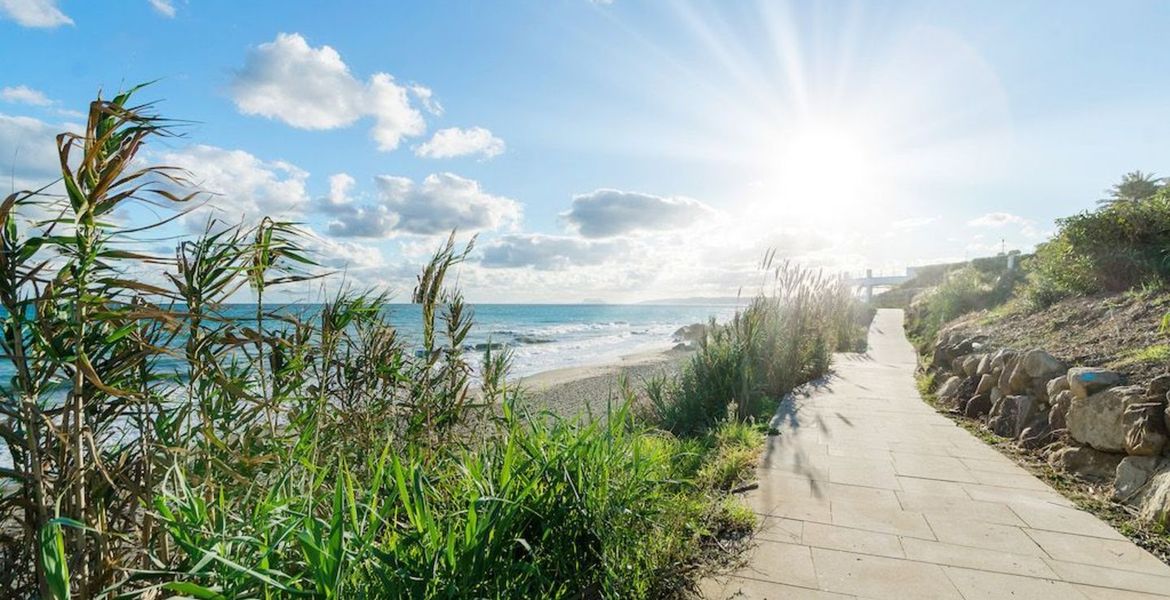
[638,296,747,306]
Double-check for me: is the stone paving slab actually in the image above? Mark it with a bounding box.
[701,308,1170,599]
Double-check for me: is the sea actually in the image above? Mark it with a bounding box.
[0,302,743,384]
[0,302,742,470]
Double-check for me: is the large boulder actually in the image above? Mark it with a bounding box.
[1021,349,1065,380]
[1049,390,1073,432]
[1124,401,1169,456]
[998,354,1021,395]
[1067,367,1122,400]
[989,395,1026,438]
[1007,364,1032,395]
[1014,396,1043,438]
[976,353,993,376]
[961,355,982,377]
[1067,385,1143,453]
[936,376,963,399]
[989,349,1014,373]
[964,393,992,419]
[1048,444,1124,481]
[1138,466,1170,525]
[975,374,996,396]
[1114,456,1163,503]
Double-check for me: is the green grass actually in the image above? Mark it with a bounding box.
[1114,343,1170,367]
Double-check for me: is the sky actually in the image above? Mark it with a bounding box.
[2,0,1169,303]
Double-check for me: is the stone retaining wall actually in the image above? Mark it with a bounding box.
[927,331,1170,525]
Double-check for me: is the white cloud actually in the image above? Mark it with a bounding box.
[324,172,355,208]
[562,189,715,238]
[410,84,443,116]
[147,0,175,18]
[967,212,1028,227]
[415,126,505,159]
[0,113,63,191]
[0,0,72,27]
[479,234,629,270]
[157,144,311,228]
[230,32,426,151]
[1,85,52,106]
[320,172,521,237]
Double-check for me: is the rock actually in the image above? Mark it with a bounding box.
[990,349,1015,375]
[1046,375,1070,401]
[1049,390,1073,432]
[998,354,1020,395]
[1147,374,1170,400]
[1124,401,1168,456]
[1067,367,1122,400]
[1048,445,1124,481]
[1014,395,1042,438]
[975,374,996,396]
[1019,414,1054,449]
[964,393,992,418]
[989,395,1024,438]
[976,353,993,376]
[1021,349,1065,380]
[672,323,707,343]
[961,355,981,377]
[951,357,967,377]
[1114,456,1163,503]
[1139,467,1170,525]
[1067,385,1143,453]
[672,342,690,351]
[1007,363,1032,395]
[937,376,963,399]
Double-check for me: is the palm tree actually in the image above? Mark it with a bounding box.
[1099,170,1164,205]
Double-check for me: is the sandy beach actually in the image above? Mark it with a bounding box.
[515,345,693,418]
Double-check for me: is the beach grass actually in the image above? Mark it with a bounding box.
[0,88,866,598]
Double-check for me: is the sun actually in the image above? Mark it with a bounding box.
[772,124,877,219]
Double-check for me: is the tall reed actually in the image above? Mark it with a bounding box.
[0,87,767,599]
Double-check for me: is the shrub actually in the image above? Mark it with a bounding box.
[646,261,866,436]
[1026,189,1170,306]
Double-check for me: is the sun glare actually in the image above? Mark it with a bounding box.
[771,123,878,220]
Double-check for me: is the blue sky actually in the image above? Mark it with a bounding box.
[2,0,1170,302]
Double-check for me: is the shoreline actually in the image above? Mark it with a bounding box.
[513,345,693,418]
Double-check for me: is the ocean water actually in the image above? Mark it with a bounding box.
[0,303,742,384]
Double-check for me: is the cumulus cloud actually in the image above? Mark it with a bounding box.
[147,0,175,18]
[157,144,311,227]
[415,126,505,159]
[967,212,1027,227]
[479,234,629,270]
[320,172,520,238]
[0,0,72,27]
[563,189,714,238]
[0,113,64,190]
[230,33,426,151]
[1,85,52,106]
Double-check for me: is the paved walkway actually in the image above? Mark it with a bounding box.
[701,308,1170,599]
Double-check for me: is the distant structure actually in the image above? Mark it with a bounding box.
[849,268,914,302]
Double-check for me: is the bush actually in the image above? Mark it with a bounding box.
[904,266,1018,349]
[1026,190,1170,306]
[646,262,866,436]
[151,403,750,599]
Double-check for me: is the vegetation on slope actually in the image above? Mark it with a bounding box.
[0,89,865,599]
[882,170,1170,358]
